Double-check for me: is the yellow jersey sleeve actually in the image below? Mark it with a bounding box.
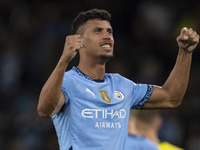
[159,142,184,150]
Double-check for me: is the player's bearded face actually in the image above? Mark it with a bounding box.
[80,20,114,63]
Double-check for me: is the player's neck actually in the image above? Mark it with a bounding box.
[144,130,160,145]
[77,62,106,80]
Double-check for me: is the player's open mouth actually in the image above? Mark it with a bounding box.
[102,44,111,48]
[100,42,112,51]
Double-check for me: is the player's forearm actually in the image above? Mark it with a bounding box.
[162,48,192,107]
[37,58,69,117]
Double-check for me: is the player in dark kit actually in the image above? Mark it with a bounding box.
[37,9,199,150]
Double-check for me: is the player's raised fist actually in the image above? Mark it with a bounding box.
[177,27,199,53]
[62,34,83,63]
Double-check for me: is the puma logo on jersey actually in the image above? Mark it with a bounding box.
[86,88,96,98]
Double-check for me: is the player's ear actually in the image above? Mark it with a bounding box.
[76,24,85,36]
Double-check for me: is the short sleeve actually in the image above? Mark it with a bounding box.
[62,87,70,104]
[131,84,153,109]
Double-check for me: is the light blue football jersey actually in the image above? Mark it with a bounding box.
[127,134,160,150]
[51,66,153,150]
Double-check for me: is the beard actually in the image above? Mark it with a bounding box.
[99,53,114,64]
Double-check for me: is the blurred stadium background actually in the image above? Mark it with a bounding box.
[0,0,200,149]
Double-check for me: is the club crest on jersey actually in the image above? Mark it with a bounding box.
[114,91,124,100]
[99,90,111,103]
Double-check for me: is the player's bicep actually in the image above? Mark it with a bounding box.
[143,85,171,109]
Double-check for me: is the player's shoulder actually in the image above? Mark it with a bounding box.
[159,142,184,150]
[127,135,159,150]
[105,73,136,86]
[64,67,78,78]
[105,72,129,80]
[107,72,135,83]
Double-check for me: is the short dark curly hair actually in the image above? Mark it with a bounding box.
[71,8,111,34]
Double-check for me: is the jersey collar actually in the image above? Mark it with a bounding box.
[72,66,105,82]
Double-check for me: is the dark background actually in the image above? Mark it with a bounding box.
[0,0,200,149]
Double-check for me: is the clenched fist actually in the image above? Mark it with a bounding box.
[61,34,83,63]
[177,27,199,53]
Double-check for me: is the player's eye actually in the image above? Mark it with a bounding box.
[94,28,102,33]
[107,29,113,35]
